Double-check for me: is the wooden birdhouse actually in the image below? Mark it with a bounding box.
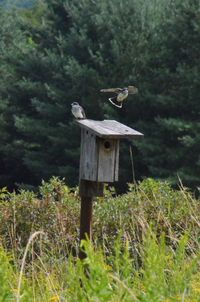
[76,119,143,259]
[77,119,143,183]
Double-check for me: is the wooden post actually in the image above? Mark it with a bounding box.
[79,195,93,259]
[79,180,103,259]
[79,196,93,241]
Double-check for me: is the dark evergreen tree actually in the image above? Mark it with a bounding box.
[0,8,33,187]
[0,0,143,188]
[0,0,199,190]
[134,0,200,188]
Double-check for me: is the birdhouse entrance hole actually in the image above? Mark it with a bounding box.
[104,140,111,151]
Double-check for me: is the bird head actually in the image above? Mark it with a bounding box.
[128,86,138,94]
[71,102,79,106]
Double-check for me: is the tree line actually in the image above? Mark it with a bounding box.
[0,0,199,191]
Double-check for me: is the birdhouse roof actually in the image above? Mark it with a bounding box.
[76,119,143,139]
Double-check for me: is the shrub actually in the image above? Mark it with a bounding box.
[0,177,199,260]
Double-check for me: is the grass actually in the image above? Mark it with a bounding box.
[0,177,199,301]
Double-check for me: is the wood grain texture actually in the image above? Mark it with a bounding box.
[114,140,119,181]
[79,129,98,181]
[79,132,120,182]
[97,138,119,182]
[76,119,144,139]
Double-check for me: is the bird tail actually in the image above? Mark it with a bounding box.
[109,97,123,108]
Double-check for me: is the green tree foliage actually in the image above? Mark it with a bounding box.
[0,8,33,187]
[0,0,35,8]
[134,0,200,188]
[0,0,199,189]
[0,0,143,188]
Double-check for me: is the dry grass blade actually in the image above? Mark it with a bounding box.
[110,273,139,301]
[16,231,45,302]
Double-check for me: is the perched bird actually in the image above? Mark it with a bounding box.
[71,102,86,119]
[100,86,138,108]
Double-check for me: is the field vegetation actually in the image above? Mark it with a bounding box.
[0,178,199,301]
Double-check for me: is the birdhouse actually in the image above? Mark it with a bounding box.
[77,119,143,183]
[76,119,143,258]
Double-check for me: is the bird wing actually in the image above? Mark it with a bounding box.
[128,86,138,94]
[81,107,86,118]
[100,88,122,94]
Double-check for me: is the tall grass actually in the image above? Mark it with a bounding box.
[0,231,199,301]
[0,177,199,301]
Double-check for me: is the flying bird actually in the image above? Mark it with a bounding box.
[71,102,86,119]
[100,86,138,108]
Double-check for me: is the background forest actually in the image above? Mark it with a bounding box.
[0,0,199,191]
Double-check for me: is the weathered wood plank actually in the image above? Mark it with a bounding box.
[77,120,118,137]
[97,138,118,182]
[102,120,143,137]
[114,140,119,181]
[76,119,143,139]
[79,130,120,182]
[79,129,98,181]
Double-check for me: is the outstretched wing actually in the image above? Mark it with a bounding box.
[100,88,122,94]
[128,86,138,94]
[101,86,138,94]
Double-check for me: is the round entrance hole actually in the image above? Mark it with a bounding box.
[104,140,111,150]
